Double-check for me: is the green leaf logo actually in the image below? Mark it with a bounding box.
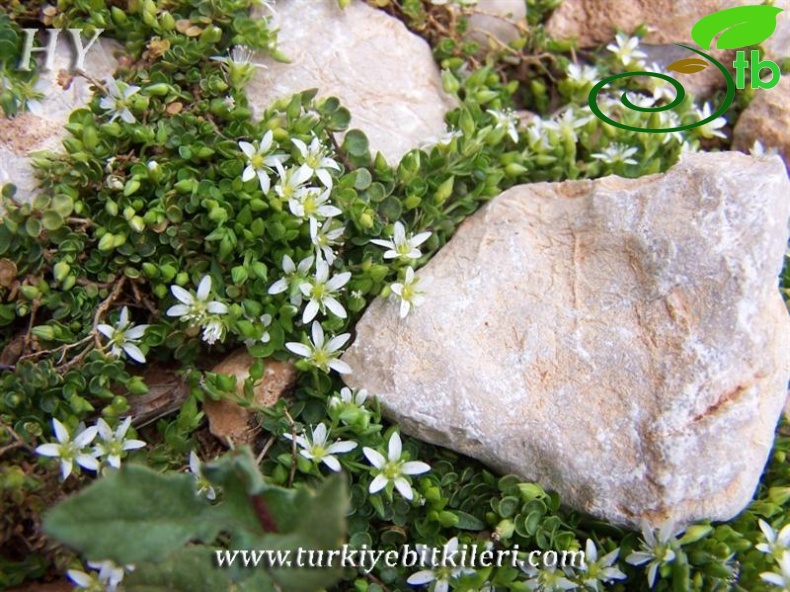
[691,5,783,50]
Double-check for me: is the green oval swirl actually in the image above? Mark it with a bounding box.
[587,44,736,134]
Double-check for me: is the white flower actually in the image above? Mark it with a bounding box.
[223,95,236,110]
[97,306,149,363]
[625,91,656,109]
[288,186,342,222]
[644,62,677,103]
[370,221,431,261]
[201,318,225,345]
[488,108,520,143]
[762,550,790,589]
[606,33,647,67]
[577,539,627,591]
[329,386,369,408]
[407,537,476,592]
[362,432,431,500]
[285,321,352,374]
[267,254,315,306]
[35,418,99,480]
[310,218,345,265]
[99,77,140,124]
[390,266,426,318]
[94,417,146,470]
[292,136,341,189]
[423,129,463,150]
[694,102,727,140]
[284,423,357,472]
[189,451,217,501]
[299,260,351,323]
[519,563,578,591]
[545,108,591,143]
[69,560,132,592]
[239,131,289,194]
[658,109,686,145]
[211,45,267,87]
[758,519,790,556]
[625,520,683,588]
[166,275,228,324]
[566,63,599,87]
[749,140,779,157]
[526,117,554,152]
[591,143,639,166]
[274,163,312,201]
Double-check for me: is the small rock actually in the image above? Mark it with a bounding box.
[204,351,296,446]
[342,151,790,528]
[732,76,790,168]
[465,0,528,49]
[246,0,456,164]
[0,37,120,202]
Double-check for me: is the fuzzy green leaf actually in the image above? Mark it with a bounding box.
[43,464,221,564]
[691,5,783,50]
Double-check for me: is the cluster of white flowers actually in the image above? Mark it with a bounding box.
[285,427,430,501]
[488,108,520,143]
[68,559,134,592]
[35,417,145,480]
[166,275,229,345]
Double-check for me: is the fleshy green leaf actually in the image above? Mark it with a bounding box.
[43,465,221,564]
[691,5,783,50]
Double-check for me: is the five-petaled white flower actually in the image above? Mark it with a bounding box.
[293,136,341,189]
[285,321,352,374]
[407,537,476,592]
[757,519,790,557]
[166,275,229,324]
[591,143,639,166]
[288,186,342,222]
[310,218,345,265]
[189,451,217,501]
[99,77,140,124]
[694,102,727,140]
[239,130,289,194]
[97,306,149,363]
[762,550,790,589]
[606,33,647,67]
[299,260,351,323]
[94,417,146,470]
[35,418,99,480]
[370,221,431,262]
[488,108,520,143]
[268,254,315,306]
[390,266,426,318]
[284,423,357,472]
[577,539,627,591]
[363,432,431,501]
[211,45,267,87]
[566,63,599,87]
[625,520,683,588]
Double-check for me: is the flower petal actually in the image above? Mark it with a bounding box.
[369,473,389,494]
[52,418,70,444]
[363,447,386,469]
[401,461,431,476]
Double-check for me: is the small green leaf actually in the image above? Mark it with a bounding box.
[44,465,220,564]
[41,210,64,231]
[691,5,783,50]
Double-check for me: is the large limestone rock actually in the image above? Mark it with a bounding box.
[342,152,790,527]
[0,37,120,202]
[247,0,456,164]
[733,76,790,169]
